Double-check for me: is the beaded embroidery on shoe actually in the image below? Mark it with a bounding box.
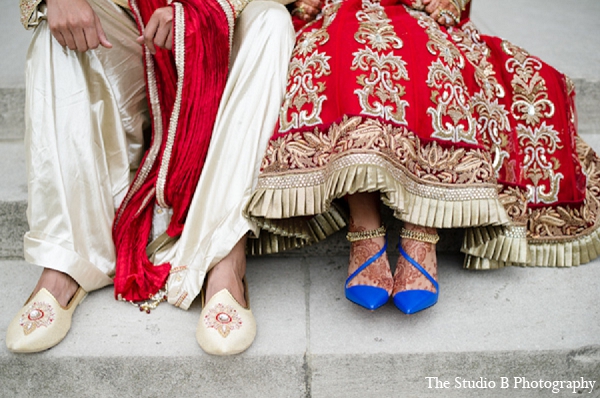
[204,302,243,338]
[20,301,55,335]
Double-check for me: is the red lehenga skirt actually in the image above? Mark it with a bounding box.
[245,0,600,268]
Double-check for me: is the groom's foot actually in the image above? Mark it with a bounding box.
[32,268,79,307]
[204,237,247,307]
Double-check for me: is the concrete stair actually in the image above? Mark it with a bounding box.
[1,0,599,397]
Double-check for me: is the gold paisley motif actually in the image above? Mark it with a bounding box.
[449,22,512,177]
[409,9,478,145]
[260,116,495,193]
[279,1,344,132]
[518,122,564,204]
[472,94,510,174]
[352,48,410,124]
[412,10,463,68]
[502,41,555,126]
[279,52,332,132]
[450,21,505,100]
[354,1,403,51]
[498,185,529,225]
[350,0,410,125]
[426,61,477,144]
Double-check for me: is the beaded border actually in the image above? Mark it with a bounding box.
[346,225,386,242]
[399,227,440,244]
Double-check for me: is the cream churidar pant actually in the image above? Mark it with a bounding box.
[23,0,295,310]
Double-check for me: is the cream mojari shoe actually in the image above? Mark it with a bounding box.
[196,283,256,356]
[6,287,87,353]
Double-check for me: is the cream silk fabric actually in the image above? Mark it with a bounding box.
[24,0,147,292]
[23,0,295,310]
[155,1,295,309]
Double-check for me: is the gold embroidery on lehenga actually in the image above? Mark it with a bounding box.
[526,136,599,241]
[354,1,403,51]
[502,41,563,205]
[498,186,529,224]
[351,0,409,124]
[472,95,511,174]
[409,9,477,145]
[279,52,332,132]
[414,11,462,67]
[279,3,342,132]
[502,41,555,126]
[518,122,564,204]
[450,22,504,98]
[259,116,496,201]
[426,61,476,144]
[565,76,575,97]
[451,22,510,177]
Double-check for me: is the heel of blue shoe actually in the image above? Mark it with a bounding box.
[393,243,439,314]
[345,227,391,310]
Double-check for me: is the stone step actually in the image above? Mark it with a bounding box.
[1,255,599,397]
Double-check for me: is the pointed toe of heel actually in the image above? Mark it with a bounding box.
[346,285,390,310]
[392,290,438,314]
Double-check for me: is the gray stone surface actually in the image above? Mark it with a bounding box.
[0,0,30,89]
[0,89,25,140]
[0,200,27,259]
[0,141,27,258]
[1,255,599,397]
[310,350,600,397]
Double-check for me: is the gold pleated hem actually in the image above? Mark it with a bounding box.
[247,156,600,268]
[247,203,348,255]
[246,159,510,254]
[463,224,600,269]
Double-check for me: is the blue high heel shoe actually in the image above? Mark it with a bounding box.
[393,242,439,314]
[345,227,391,310]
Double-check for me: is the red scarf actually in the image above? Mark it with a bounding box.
[113,0,233,301]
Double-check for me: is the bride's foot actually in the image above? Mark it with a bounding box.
[6,268,87,353]
[197,235,256,355]
[392,224,439,314]
[345,223,393,310]
[347,232,393,293]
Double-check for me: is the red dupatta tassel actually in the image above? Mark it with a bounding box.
[112,0,233,302]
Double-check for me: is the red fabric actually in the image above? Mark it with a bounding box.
[113,0,231,301]
[277,0,585,207]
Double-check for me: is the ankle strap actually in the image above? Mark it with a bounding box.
[399,227,439,244]
[346,225,386,242]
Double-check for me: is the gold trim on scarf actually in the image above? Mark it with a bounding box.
[115,0,165,224]
[156,2,185,208]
